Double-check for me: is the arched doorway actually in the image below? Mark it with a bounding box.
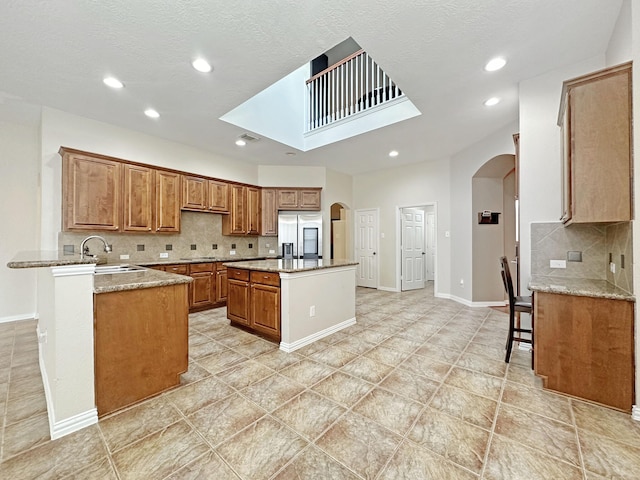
[330,202,350,260]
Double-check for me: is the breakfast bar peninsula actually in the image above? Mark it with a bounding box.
[224,259,358,352]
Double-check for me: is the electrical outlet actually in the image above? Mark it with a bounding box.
[230,250,236,255]
[159,252,169,258]
[550,260,566,269]
[309,305,316,317]
[269,249,275,254]
[120,254,130,260]
[610,262,616,273]
[459,279,464,287]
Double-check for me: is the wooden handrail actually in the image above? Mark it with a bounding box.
[306,49,365,84]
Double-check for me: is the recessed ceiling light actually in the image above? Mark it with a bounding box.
[484,97,500,107]
[144,108,160,118]
[235,139,246,147]
[389,150,399,157]
[485,57,506,72]
[103,76,124,89]
[192,58,212,73]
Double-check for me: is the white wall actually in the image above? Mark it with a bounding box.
[518,56,604,295]
[449,121,518,304]
[0,119,40,321]
[40,107,259,249]
[353,157,451,294]
[606,0,632,65]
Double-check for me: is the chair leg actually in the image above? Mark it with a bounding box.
[505,311,515,363]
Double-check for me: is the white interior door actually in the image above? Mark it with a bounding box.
[355,209,378,288]
[401,208,425,291]
[426,212,435,281]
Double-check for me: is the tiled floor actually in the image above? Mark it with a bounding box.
[1,285,640,479]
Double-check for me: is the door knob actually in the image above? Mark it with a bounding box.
[373,252,376,255]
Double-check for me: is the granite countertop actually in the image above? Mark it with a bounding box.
[93,268,192,294]
[134,255,275,266]
[224,258,359,273]
[7,250,102,268]
[529,275,635,301]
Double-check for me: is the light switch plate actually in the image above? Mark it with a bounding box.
[269,249,275,254]
[120,254,130,260]
[159,252,169,258]
[230,250,236,255]
[550,259,566,269]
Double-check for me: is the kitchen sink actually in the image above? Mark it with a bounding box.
[94,264,146,275]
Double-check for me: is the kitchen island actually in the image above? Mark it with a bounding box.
[224,259,358,352]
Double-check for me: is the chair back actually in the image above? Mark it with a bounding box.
[500,256,515,303]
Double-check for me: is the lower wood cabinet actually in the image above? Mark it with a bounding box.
[94,283,188,416]
[216,263,228,303]
[534,291,634,411]
[189,262,215,310]
[227,268,281,340]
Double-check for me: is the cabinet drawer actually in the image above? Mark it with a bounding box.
[189,262,214,273]
[216,262,227,272]
[164,264,188,275]
[250,270,280,287]
[228,268,250,281]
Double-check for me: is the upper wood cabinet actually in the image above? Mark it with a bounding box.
[247,186,261,235]
[62,150,121,231]
[181,176,229,213]
[559,62,632,224]
[123,164,153,232]
[276,188,321,211]
[222,185,261,235]
[261,188,278,236]
[154,171,181,232]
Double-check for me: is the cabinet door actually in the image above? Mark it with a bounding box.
[250,283,280,338]
[182,175,208,211]
[277,189,299,209]
[227,278,250,325]
[190,272,214,309]
[247,187,261,235]
[123,164,153,232]
[62,152,121,231]
[216,268,228,303]
[222,185,248,235]
[299,189,321,210]
[155,171,181,232]
[261,188,278,236]
[208,180,230,213]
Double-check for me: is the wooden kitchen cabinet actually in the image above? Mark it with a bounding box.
[94,283,188,416]
[559,62,632,224]
[154,170,181,232]
[261,188,278,236]
[181,175,230,214]
[247,186,261,234]
[227,268,250,325]
[189,262,216,310]
[122,163,153,232]
[534,291,634,411]
[216,262,228,303]
[62,149,121,231]
[208,180,229,213]
[222,185,261,235]
[276,188,321,211]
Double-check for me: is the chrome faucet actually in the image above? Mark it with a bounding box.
[80,235,112,260]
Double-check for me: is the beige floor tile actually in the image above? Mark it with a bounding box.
[2,411,50,459]
[340,356,393,384]
[379,368,440,404]
[379,335,423,353]
[4,390,47,426]
[408,407,489,473]
[572,400,640,447]
[352,387,423,436]
[274,445,360,480]
[179,361,211,386]
[166,375,235,416]
[501,381,572,424]
[232,338,278,357]
[398,353,453,382]
[253,349,304,371]
[167,451,241,479]
[465,341,506,361]
[6,372,44,402]
[216,416,307,480]
[100,396,183,452]
[111,420,210,480]
[379,439,477,480]
[413,343,461,363]
[216,360,275,390]
[280,359,334,387]
[241,373,305,412]
[188,393,266,447]
[495,403,580,466]
[308,344,359,368]
[217,329,264,347]
[311,371,374,407]
[197,349,247,374]
[333,336,376,355]
[64,457,119,479]
[188,339,228,359]
[505,363,542,388]
[429,384,497,430]
[579,429,640,478]
[426,332,470,351]
[316,411,401,479]
[358,328,392,345]
[484,435,583,480]
[273,391,346,441]
[364,345,411,367]
[445,367,503,401]
[456,351,507,378]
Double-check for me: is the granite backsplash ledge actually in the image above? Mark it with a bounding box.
[58,211,272,262]
[530,221,632,293]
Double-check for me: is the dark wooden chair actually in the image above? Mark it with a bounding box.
[499,256,533,364]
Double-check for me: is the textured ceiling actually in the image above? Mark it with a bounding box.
[0,0,623,175]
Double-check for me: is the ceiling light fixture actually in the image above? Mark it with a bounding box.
[192,58,212,73]
[389,150,399,157]
[103,76,124,89]
[144,108,160,118]
[484,57,506,72]
[484,97,500,107]
[235,139,247,147]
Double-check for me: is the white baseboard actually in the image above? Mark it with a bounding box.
[435,293,506,308]
[38,326,98,440]
[633,405,640,422]
[0,312,36,324]
[377,286,400,293]
[280,317,357,353]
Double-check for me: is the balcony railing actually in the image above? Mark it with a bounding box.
[306,50,404,132]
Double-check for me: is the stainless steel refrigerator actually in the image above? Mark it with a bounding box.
[277,212,323,259]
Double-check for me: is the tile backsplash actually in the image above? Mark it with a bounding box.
[59,211,272,262]
[530,221,632,293]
